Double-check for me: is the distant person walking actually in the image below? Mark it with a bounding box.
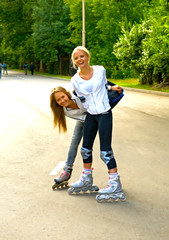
[30,62,35,75]
[24,63,28,75]
[3,63,8,75]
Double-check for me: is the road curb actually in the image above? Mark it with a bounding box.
[123,87,169,97]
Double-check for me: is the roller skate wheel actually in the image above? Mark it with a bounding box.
[105,195,111,202]
[82,189,88,193]
[120,193,126,201]
[94,186,99,191]
[96,195,103,203]
[90,185,99,192]
[68,188,74,195]
[75,189,81,194]
[52,184,57,190]
[112,195,118,202]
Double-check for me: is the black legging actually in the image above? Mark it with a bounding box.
[81,109,117,170]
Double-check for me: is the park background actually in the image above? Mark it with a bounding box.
[0,2,169,239]
[0,0,169,90]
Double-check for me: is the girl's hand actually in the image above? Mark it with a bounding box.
[111,85,122,94]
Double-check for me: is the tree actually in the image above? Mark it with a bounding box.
[114,16,169,85]
[0,0,35,67]
[65,0,153,77]
[33,0,73,73]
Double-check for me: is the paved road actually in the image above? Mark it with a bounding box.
[0,71,169,240]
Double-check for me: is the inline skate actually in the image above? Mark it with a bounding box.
[96,175,126,202]
[52,165,72,190]
[68,169,99,194]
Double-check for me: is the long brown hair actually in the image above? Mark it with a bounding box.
[50,86,72,133]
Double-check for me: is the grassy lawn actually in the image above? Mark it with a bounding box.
[109,78,169,93]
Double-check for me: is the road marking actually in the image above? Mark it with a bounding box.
[49,161,65,175]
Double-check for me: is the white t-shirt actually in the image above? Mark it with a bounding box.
[71,65,111,114]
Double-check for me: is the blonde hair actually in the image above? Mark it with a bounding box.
[71,46,90,69]
[50,86,71,133]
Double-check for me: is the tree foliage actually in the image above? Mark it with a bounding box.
[0,0,169,84]
[114,4,169,84]
[0,0,35,67]
[33,0,73,73]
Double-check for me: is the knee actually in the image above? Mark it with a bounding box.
[100,150,117,169]
[81,147,92,163]
[100,150,114,165]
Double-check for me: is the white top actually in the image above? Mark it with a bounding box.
[71,65,111,114]
[63,92,86,122]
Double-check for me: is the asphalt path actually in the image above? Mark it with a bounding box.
[0,71,169,240]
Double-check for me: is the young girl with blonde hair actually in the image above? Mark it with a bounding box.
[69,46,126,202]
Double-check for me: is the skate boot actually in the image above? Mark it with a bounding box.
[52,165,72,190]
[68,169,99,194]
[96,175,126,202]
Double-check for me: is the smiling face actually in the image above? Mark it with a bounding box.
[54,92,70,107]
[73,50,90,69]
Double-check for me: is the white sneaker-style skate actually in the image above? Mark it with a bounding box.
[68,169,99,194]
[96,175,126,202]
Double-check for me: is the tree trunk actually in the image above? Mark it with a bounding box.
[39,60,44,72]
[59,57,62,74]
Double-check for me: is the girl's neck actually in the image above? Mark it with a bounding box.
[79,66,93,80]
[67,100,79,109]
[80,65,91,74]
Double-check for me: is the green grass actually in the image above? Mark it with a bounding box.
[109,78,169,93]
